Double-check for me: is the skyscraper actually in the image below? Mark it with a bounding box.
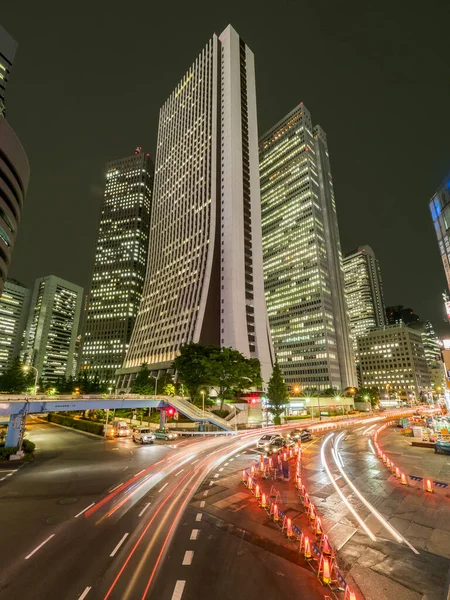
[343,245,386,350]
[117,25,273,389]
[22,275,83,383]
[0,24,30,295]
[430,174,450,291]
[0,279,30,374]
[80,149,153,384]
[260,104,356,392]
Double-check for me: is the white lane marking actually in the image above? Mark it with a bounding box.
[214,474,219,478]
[5,473,13,477]
[209,481,214,486]
[171,580,186,600]
[79,587,92,599]
[224,462,229,466]
[0,477,5,481]
[25,534,56,560]
[175,469,184,476]
[138,503,151,517]
[192,459,199,464]
[74,502,95,518]
[109,483,123,493]
[159,483,168,492]
[200,501,205,508]
[110,533,129,557]
[195,513,202,522]
[134,469,145,477]
[203,490,209,496]
[230,458,234,461]
[182,550,194,565]
[218,468,224,472]
[190,529,200,540]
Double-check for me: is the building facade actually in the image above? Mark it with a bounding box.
[259,104,356,392]
[0,279,30,373]
[22,275,83,383]
[430,174,450,291]
[385,305,420,326]
[117,25,273,388]
[80,149,153,384]
[410,320,446,395]
[357,323,431,402]
[0,24,30,295]
[343,245,385,350]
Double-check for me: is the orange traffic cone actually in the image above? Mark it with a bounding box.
[321,556,332,585]
[296,476,302,489]
[309,503,316,522]
[242,470,248,482]
[260,492,267,508]
[303,535,312,559]
[286,518,293,538]
[425,479,433,493]
[273,503,279,521]
[321,535,332,556]
[248,476,253,490]
[315,517,323,537]
[395,467,400,479]
[255,484,260,499]
[304,492,310,507]
[401,472,407,485]
[251,465,255,476]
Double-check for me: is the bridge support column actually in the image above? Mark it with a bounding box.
[199,421,204,432]
[5,413,25,448]
[159,409,166,429]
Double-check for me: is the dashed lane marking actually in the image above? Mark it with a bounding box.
[200,501,205,508]
[25,534,56,560]
[190,529,200,540]
[78,587,92,599]
[182,550,194,565]
[110,533,129,557]
[159,483,168,492]
[195,513,202,522]
[171,581,186,600]
[138,503,151,517]
[74,502,95,518]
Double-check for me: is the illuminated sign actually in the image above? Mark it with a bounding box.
[443,339,450,350]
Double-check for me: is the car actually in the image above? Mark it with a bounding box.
[256,434,282,450]
[435,440,450,455]
[153,428,178,441]
[109,420,130,437]
[287,428,302,440]
[132,427,155,444]
[263,437,293,455]
[299,429,313,442]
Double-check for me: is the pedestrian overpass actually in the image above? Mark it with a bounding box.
[0,394,233,447]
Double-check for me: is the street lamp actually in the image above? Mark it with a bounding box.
[151,374,159,398]
[22,365,38,395]
[108,386,113,397]
[201,390,205,417]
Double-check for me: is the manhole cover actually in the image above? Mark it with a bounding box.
[58,497,77,505]
[46,516,64,525]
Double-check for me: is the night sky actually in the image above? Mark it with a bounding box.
[3,2,450,332]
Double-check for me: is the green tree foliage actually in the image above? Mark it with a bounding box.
[354,386,379,406]
[172,343,216,401]
[163,383,176,397]
[0,357,33,393]
[267,361,289,425]
[130,363,154,395]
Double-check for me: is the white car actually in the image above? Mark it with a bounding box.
[132,427,156,444]
[256,434,282,450]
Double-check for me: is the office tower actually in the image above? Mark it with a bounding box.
[22,275,83,383]
[358,323,430,402]
[343,245,386,350]
[80,149,153,384]
[0,24,30,295]
[385,305,420,326]
[409,320,446,394]
[259,104,356,392]
[0,279,30,373]
[117,25,273,389]
[430,174,450,290]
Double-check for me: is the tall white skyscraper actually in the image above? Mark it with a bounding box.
[343,245,386,351]
[22,275,83,382]
[260,104,356,392]
[0,279,30,373]
[80,148,153,384]
[117,25,273,388]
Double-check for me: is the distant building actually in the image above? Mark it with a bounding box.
[0,24,30,295]
[80,149,153,384]
[343,246,386,351]
[429,174,450,291]
[357,323,431,402]
[0,279,30,373]
[22,276,83,383]
[118,25,274,389]
[409,320,446,395]
[259,104,356,392]
[385,305,420,326]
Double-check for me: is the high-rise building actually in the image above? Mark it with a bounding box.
[409,320,446,394]
[358,323,431,402]
[22,275,83,383]
[0,279,30,373]
[259,104,356,392]
[0,24,30,295]
[80,149,153,384]
[117,25,273,389]
[430,174,450,291]
[385,305,420,326]
[343,245,386,350]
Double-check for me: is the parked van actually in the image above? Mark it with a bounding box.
[109,420,130,437]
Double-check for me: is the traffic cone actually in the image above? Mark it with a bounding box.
[273,503,279,521]
[395,467,400,479]
[303,535,312,559]
[321,535,332,556]
[386,459,391,469]
[344,585,357,600]
[315,517,323,537]
[382,454,387,463]
[251,465,255,476]
[259,455,264,470]
[304,492,310,508]
[321,556,332,585]
[425,479,433,493]
[255,484,260,499]
[309,503,316,522]
[268,457,273,470]
[242,470,248,483]
[296,475,302,490]
[401,472,407,485]
[390,462,396,473]
[286,518,293,538]
[300,485,306,500]
[260,492,267,508]
[248,476,253,490]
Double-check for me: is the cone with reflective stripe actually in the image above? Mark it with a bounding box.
[308,503,316,522]
[248,475,253,490]
[251,465,255,476]
[321,534,332,556]
[401,472,407,485]
[296,475,302,490]
[242,469,248,483]
[395,466,400,479]
[260,492,267,508]
[273,503,279,521]
[304,492,310,508]
[255,484,260,499]
[425,478,433,493]
[315,516,323,537]
[286,517,293,538]
[320,556,332,585]
[302,534,312,559]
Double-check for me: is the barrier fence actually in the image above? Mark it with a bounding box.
[241,441,358,599]
[372,422,449,495]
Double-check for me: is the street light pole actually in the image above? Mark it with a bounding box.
[318,396,321,421]
[23,365,39,395]
[151,374,159,398]
[201,390,205,417]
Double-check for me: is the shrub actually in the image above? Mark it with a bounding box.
[47,413,104,436]
[22,439,36,454]
[0,445,18,460]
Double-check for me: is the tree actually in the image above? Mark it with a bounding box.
[172,343,216,401]
[163,383,176,397]
[206,347,262,410]
[0,357,32,393]
[267,361,289,425]
[130,363,154,395]
[354,386,379,407]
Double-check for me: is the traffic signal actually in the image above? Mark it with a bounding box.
[167,407,175,417]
